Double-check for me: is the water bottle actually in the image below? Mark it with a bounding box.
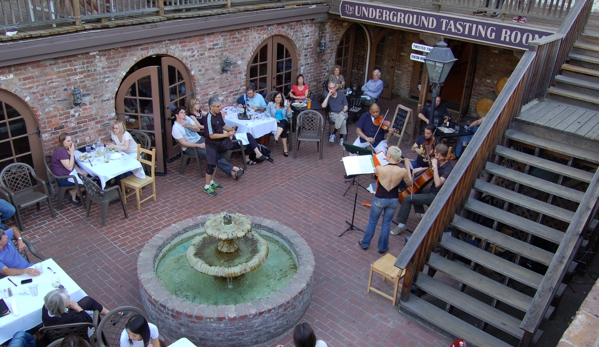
[103,144,109,163]
[307,98,312,109]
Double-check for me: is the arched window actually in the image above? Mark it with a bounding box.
[247,36,298,96]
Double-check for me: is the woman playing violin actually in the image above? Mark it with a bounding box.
[352,103,398,153]
[410,124,436,169]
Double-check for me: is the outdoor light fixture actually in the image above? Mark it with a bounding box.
[222,56,233,73]
[424,40,457,123]
[72,87,82,107]
[317,38,326,53]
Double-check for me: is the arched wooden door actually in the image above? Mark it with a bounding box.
[247,36,298,96]
[0,90,44,176]
[369,29,400,99]
[115,67,164,172]
[162,57,193,161]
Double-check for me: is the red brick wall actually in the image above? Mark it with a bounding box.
[0,19,345,154]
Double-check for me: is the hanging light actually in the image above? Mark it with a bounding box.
[317,38,326,53]
[222,56,233,73]
[72,87,82,107]
[424,40,457,85]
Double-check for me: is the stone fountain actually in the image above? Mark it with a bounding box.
[138,213,315,347]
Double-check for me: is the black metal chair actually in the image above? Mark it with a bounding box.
[39,311,99,346]
[294,110,324,160]
[348,96,364,124]
[96,306,147,347]
[0,163,55,230]
[79,174,128,227]
[44,156,84,210]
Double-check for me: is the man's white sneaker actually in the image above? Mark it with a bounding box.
[391,225,406,235]
[329,134,335,143]
[339,138,345,146]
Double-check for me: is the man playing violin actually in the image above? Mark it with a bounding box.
[359,146,413,253]
[352,103,395,153]
[392,143,454,235]
[411,124,436,169]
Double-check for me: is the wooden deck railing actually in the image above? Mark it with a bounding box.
[0,0,311,29]
[431,0,573,17]
[395,0,593,344]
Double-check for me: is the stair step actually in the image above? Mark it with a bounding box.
[474,180,574,223]
[440,234,543,289]
[485,162,584,203]
[464,199,564,244]
[415,273,525,338]
[546,87,599,105]
[561,63,599,78]
[505,129,599,164]
[494,145,594,183]
[400,295,513,347]
[573,42,599,52]
[554,74,599,92]
[427,253,532,312]
[450,215,554,266]
[569,53,599,65]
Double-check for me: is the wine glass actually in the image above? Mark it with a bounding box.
[51,275,61,288]
[352,83,357,93]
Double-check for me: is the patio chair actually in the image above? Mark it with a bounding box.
[177,139,205,177]
[44,156,83,211]
[79,174,128,227]
[225,139,247,172]
[120,147,156,210]
[129,130,151,150]
[39,311,99,346]
[12,230,46,263]
[96,306,147,347]
[265,90,278,103]
[348,96,364,124]
[293,110,324,160]
[0,163,55,230]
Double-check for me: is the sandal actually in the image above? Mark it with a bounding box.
[233,168,244,180]
[283,152,289,157]
[246,160,257,165]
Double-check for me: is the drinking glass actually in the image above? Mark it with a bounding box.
[29,284,38,296]
[51,275,61,288]
[35,263,43,274]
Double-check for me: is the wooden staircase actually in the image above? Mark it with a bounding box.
[547,31,599,111]
[399,125,599,346]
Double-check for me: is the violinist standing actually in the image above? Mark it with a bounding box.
[353,103,393,153]
[411,124,436,169]
[392,143,454,235]
[359,147,413,253]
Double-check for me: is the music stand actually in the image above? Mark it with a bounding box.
[342,143,372,196]
[339,154,375,237]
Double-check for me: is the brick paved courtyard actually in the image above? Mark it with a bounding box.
[17,121,451,347]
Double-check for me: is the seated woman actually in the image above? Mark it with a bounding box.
[107,121,138,155]
[187,98,207,124]
[328,65,345,93]
[267,92,292,157]
[119,315,160,347]
[50,134,86,206]
[289,74,309,101]
[42,289,110,326]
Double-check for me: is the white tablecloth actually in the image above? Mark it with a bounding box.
[222,107,277,139]
[169,338,197,347]
[75,150,145,189]
[0,259,86,344]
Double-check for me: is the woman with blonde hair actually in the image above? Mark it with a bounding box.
[107,121,138,155]
[328,65,345,92]
[187,98,207,125]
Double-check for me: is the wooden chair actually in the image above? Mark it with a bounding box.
[40,311,99,346]
[96,306,149,347]
[44,156,83,210]
[79,174,128,227]
[120,147,156,210]
[0,163,55,230]
[367,253,406,306]
[293,110,324,160]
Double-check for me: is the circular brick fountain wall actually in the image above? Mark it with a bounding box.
[137,214,315,347]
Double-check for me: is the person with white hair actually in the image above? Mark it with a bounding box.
[359,146,413,253]
[361,69,384,106]
[42,288,110,326]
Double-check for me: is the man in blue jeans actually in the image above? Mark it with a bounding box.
[359,146,413,254]
[0,199,15,230]
[6,332,36,347]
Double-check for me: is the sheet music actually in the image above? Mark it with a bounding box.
[374,151,388,166]
[342,155,375,176]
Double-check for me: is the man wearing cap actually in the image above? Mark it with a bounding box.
[0,226,40,276]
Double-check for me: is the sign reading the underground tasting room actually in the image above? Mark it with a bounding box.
[339,0,554,50]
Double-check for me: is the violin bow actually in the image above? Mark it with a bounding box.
[372,109,390,141]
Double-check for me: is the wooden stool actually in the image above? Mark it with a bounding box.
[367,253,406,305]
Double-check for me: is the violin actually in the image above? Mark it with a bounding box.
[373,116,393,131]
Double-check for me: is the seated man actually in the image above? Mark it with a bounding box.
[235,83,267,112]
[360,69,384,106]
[455,116,485,158]
[417,96,450,127]
[411,124,436,169]
[392,143,454,235]
[0,226,40,276]
[322,82,349,146]
[352,103,391,154]
[0,199,15,230]
[171,107,206,159]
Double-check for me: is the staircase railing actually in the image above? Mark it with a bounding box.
[395,0,593,343]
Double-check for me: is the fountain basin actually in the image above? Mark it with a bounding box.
[138,214,315,347]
